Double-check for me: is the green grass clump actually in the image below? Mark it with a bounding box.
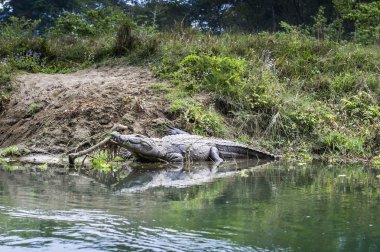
[0,146,21,157]
[28,103,42,115]
[320,130,367,156]
[341,92,380,122]
[150,83,172,94]
[372,156,380,168]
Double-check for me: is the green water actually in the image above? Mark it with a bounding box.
[0,162,379,251]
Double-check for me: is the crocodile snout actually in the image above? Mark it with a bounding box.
[111,131,121,141]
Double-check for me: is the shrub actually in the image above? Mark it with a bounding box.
[50,7,129,37]
[8,50,44,72]
[0,17,42,56]
[167,54,280,112]
[167,91,226,137]
[113,20,136,56]
[346,2,380,45]
[341,91,380,122]
[45,35,114,64]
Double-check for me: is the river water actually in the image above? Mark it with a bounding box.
[0,161,379,251]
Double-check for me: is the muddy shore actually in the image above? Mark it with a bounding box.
[0,66,170,154]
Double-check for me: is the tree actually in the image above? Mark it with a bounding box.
[0,0,124,24]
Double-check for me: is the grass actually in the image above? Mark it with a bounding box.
[0,146,21,157]
[28,103,41,115]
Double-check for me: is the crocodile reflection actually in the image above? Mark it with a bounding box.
[110,159,271,192]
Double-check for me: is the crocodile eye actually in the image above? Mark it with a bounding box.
[141,141,153,150]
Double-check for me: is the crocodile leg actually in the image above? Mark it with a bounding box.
[165,126,190,135]
[210,147,224,163]
[165,152,184,162]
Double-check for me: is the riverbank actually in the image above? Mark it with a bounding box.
[0,13,379,165]
[0,62,378,166]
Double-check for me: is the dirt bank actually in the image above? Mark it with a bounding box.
[0,65,169,153]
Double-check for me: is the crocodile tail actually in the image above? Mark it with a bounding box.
[216,144,277,161]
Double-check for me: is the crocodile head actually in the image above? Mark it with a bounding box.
[111,131,161,160]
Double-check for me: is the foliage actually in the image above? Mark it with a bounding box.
[0,146,21,157]
[165,53,280,113]
[50,7,129,37]
[150,83,172,94]
[39,162,48,171]
[341,92,380,122]
[372,156,380,168]
[167,90,226,137]
[319,130,366,156]
[346,2,380,45]
[154,29,379,159]
[113,20,136,56]
[0,17,43,57]
[91,150,112,172]
[0,64,12,111]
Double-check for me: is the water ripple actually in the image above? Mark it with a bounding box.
[1,206,257,252]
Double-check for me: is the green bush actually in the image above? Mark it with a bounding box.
[167,91,226,137]
[113,20,136,56]
[45,35,114,64]
[50,7,129,37]
[0,92,10,112]
[166,54,280,112]
[176,54,246,93]
[92,150,111,172]
[341,92,380,122]
[346,2,380,45]
[0,17,43,56]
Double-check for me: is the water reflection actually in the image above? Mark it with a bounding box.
[0,162,379,251]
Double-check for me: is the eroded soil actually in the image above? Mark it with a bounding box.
[0,65,169,153]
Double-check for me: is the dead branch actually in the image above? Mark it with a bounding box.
[68,137,112,165]
[67,123,132,166]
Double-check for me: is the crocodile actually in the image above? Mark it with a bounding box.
[111,128,278,163]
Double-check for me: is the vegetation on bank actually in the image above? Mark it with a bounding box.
[0,5,379,163]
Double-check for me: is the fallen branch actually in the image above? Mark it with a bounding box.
[67,123,129,164]
[68,137,112,165]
